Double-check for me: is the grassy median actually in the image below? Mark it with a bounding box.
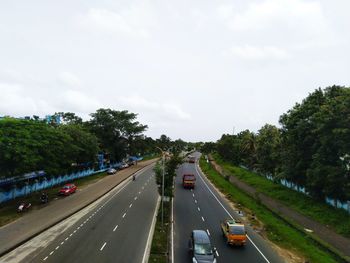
[199,157,343,263]
[149,199,171,263]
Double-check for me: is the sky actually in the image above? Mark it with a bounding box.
[0,0,349,142]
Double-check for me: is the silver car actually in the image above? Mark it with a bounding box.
[189,230,216,263]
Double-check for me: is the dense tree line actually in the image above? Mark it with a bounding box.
[0,109,188,179]
[205,86,350,203]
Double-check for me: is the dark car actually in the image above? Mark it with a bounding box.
[107,168,117,174]
[189,230,216,263]
[59,183,77,196]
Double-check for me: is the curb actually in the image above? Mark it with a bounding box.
[0,160,157,258]
[142,196,161,263]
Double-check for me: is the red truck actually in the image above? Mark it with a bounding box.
[182,174,196,189]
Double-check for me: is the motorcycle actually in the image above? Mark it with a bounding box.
[40,193,49,204]
[17,202,31,212]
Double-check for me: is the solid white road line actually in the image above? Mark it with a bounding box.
[142,196,161,263]
[207,229,210,236]
[194,163,271,263]
[100,242,107,251]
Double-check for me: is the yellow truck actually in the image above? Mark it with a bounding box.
[221,219,247,246]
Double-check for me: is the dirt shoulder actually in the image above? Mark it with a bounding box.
[209,157,350,261]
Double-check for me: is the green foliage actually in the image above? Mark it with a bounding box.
[87,108,148,161]
[0,118,100,177]
[214,86,350,205]
[214,154,350,238]
[154,153,183,197]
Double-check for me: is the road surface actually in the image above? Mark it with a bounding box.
[174,152,285,263]
[25,165,158,263]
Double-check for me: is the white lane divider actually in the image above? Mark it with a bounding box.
[100,242,107,251]
[122,213,126,218]
[201,216,205,222]
[113,225,119,232]
[129,203,133,208]
[207,229,210,236]
[43,256,48,261]
[215,250,219,257]
[197,207,200,212]
[194,163,271,263]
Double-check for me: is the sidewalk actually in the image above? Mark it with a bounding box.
[0,159,157,257]
[209,158,350,261]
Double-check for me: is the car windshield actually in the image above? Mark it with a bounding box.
[63,185,71,189]
[194,243,212,255]
[229,225,245,235]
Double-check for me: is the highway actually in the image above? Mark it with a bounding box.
[26,165,158,263]
[174,152,285,263]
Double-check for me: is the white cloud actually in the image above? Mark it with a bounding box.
[0,83,54,116]
[227,45,290,60]
[219,0,326,34]
[77,5,156,38]
[117,95,191,121]
[58,89,101,113]
[58,72,81,88]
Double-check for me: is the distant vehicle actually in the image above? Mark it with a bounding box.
[40,192,49,204]
[188,156,196,163]
[120,163,129,169]
[107,168,117,174]
[183,174,196,189]
[221,218,247,246]
[59,183,77,196]
[188,230,217,263]
[17,202,31,212]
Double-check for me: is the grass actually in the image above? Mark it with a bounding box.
[212,153,350,238]
[199,157,343,263]
[0,169,109,227]
[149,199,171,263]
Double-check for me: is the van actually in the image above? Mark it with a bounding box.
[188,230,216,263]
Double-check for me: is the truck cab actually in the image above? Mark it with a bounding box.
[221,219,247,246]
[182,174,196,189]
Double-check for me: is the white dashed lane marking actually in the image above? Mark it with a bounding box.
[100,242,107,251]
[113,225,118,232]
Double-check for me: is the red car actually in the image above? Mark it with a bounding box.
[59,183,77,195]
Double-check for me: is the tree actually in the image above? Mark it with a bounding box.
[87,109,148,161]
[255,124,281,176]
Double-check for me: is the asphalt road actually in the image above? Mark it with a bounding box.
[27,165,158,263]
[174,152,285,263]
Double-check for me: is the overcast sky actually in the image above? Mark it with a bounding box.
[0,0,349,142]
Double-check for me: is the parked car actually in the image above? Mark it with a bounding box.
[59,183,77,196]
[107,168,117,174]
[120,163,129,169]
[189,230,216,263]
